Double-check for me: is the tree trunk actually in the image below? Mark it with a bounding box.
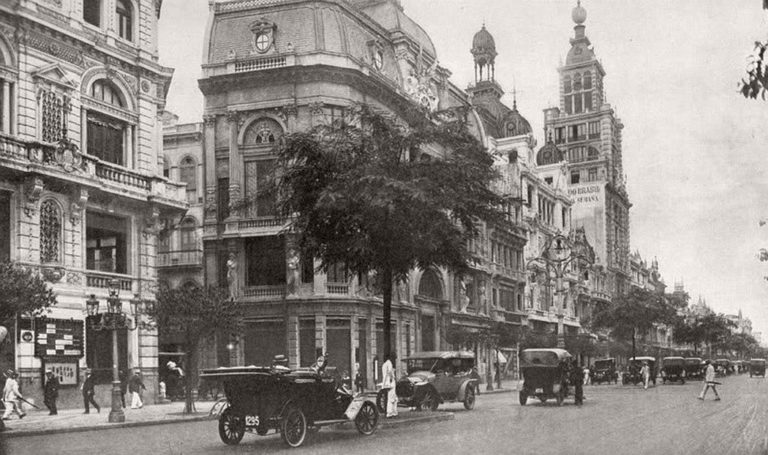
[184,341,199,414]
[382,268,393,360]
[631,327,636,359]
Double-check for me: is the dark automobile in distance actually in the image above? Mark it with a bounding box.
[388,351,477,413]
[714,359,731,377]
[750,358,766,377]
[591,358,617,385]
[200,363,379,449]
[518,348,575,406]
[660,357,686,384]
[684,357,704,380]
[623,357,656,386]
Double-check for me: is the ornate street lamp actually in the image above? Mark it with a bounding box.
[86,279,137,423]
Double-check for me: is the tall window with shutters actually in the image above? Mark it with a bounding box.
[40,200,62,264]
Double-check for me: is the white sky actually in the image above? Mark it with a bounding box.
[158,1,768,339]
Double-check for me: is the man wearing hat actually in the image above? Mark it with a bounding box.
[129,370,146,409]
[2,370,26,420]
[698,360,721,401]
[43,369,60,415]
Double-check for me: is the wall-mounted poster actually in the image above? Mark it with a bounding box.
[45,362,79,386]
[35,318,84,358]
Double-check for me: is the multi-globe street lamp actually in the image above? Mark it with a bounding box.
[85,279,138,423]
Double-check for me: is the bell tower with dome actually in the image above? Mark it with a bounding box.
[541,0,632,297]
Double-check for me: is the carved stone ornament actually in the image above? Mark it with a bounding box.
[250,18,277,55]
[40,265,64,283]
[24,177,44,218]
[70,188,88,225]
[404,57,440,112]
[142,206,163,238]
[141,80,151,93]
[203,115,217,127]
[308,102,324,116]
[53,137,85,173]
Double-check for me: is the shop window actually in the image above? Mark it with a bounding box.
[116,0,133,42]
[244,320,285,367]
[179,156,197,202]
[86,211,128,274]
[83,0,101,27]
[40,200,62,264]
[245,236,285,286]
[326,319,351,376]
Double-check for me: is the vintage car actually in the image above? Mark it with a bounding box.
[714,358,731,377]
[732,360,743,374]
[749,358,766,377]
[518,348,575,406]
[384,351,477,413]
[591,358,617,385]
[622,357,656,386]
[684,357,704,379]
[660,357,686,384]
[200,362,379,449]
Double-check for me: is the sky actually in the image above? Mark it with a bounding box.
[158,1,768,339]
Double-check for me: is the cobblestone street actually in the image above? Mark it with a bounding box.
[5,374,767,455]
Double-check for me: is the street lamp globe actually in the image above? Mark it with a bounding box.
[86,294,100,316]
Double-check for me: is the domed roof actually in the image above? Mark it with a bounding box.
[504,108,532,137]
[536,140,564,166]
[361,1,437,58]
[472,25,495,52]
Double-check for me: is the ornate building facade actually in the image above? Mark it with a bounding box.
[542,1,631,300]
[0,0,184,409]
[198,0,516,387]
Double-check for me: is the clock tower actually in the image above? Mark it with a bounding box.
[542,1,631,297]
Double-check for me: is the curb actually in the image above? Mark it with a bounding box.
[479,387,515,395]
[379,411,455,428]
[1,414,215,439]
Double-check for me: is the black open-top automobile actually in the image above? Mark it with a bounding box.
[623,356,656,386]
[200,364,379,449]
[684,357,704,379]
[518,348,574,406]
[591,358,617,385]
[750,358,766,377]
[660,357,686,384]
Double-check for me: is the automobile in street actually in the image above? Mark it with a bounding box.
[623,356,656,386]
[200,362,379,449]
[714,358,731,377]
[591,358,617,385]
[684,357,704,380]
[384,351,477,413]
[518,348,575,406]
[660,357,686,384]
[749,358,766,377]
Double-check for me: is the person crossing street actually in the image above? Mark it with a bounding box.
[698,360,721,401]
[2,370,26,420]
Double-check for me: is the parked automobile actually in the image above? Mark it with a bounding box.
[750,358,766,377]
[732,360,743,374]
[684,357,704,379]
[714,359,731,377]
[385,351,477,413]
[518,348,576,406]
[200,362,379,449]
[591,358,617,385]
[623,357,656,386]
[660,357,686,384]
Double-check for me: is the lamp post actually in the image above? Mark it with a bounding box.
[527,232,594,349]
[86,279,138,423]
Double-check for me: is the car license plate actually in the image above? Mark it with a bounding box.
[345,398,364,420]
[245,415,260,427]
[535,388,543,394]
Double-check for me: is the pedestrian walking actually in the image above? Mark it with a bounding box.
[381,354,398,418]
[43,369,59,415]
[119,370,128,408]
[569,359,585,405]
[698,360,721,401]
[641,361,651,389]
[81,370,100,413]
[583,365,591,385]
[470,366,481,395]
[2,370,26,420]
[129,370,146,409]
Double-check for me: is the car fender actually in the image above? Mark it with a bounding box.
[457,379,477,401]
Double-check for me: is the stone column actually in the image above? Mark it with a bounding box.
[203,115,217,223]
[2,80,10,135]
[10,82,17,136]
[80,108,88,153]
[226,111,241,220]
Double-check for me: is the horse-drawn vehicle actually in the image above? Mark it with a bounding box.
[591,358,617,385]
[200,362,379,449]
[660,357,686,384]
[518,348,576,406]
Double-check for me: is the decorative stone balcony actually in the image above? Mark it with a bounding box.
[156,250,204,268]
[242,285,286,299]
[84,271,134,292]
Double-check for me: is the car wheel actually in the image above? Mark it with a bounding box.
[421,389,439,411]
[354,401,379,436]
[519,391,527,406]
[281,406,308,448]
[218,407,245,446]
[376,389,388,414]
[463,387,475,410]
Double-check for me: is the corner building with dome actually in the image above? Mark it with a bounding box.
[198,0,526,388]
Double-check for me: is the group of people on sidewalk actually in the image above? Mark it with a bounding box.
[83,369,147,413]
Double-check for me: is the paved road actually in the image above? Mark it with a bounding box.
[5,374,767,455]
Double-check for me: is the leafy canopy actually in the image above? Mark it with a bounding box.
[0,262,57,325]
[590,287,677,343]
[274,104,507,282]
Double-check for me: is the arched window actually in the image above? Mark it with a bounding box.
[83,0,101,27]
[563,76,572,94]
[583,71,592,90]
[243,118,283,145]
[116,0,133,42]
[40,200,62,264]
[179,156,197,202]
[573,73,582,91]
[417,270,443,300]
[87,79,129,166]
[179,217,197,251]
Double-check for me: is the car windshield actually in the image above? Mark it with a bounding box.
[407,358,439,374]
[664,358,685,366]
